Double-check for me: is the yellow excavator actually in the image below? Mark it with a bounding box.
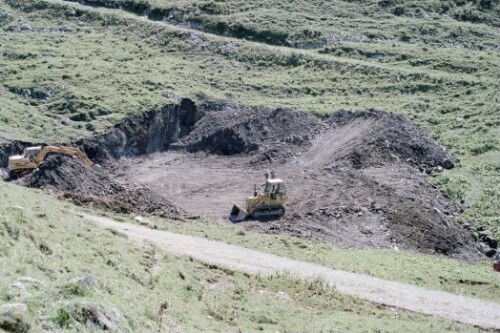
[8,145,95,178]
[230,178,288,222]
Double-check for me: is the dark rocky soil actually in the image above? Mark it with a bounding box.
[328,109,455,172]
[255,166,473,257]
[17,155,185,219]
[77,98,204,164]
[172,107,322,162]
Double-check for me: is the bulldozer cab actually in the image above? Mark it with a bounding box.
[264,179,287,200]
[264,179,286,194]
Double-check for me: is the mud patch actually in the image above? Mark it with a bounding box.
[18,155,185,219]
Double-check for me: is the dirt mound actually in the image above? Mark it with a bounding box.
[245,166,476,258]
[18,155,185,219]
[172,108,322,161]
[19,155,121,194]
[329,110,454,171]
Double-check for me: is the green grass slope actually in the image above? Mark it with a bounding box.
[1,182,490,332]
[0,1,499,233]
[65,0,500,49]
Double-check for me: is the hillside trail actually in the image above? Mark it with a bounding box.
[79,213,500,330]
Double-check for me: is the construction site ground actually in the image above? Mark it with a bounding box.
[1,101,480,260]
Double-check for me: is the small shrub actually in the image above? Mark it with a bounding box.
[39,242,52,255]
[471,142,497,155]
[432,174,470,201]
[54,308,72,328]
[62,282,91,298]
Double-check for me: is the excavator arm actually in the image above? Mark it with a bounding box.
[34,146,95,167]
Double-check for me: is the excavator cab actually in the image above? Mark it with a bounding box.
[24,147,42,161]
[8,147,42,176]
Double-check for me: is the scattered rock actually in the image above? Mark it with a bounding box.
[17,277,44,286]
[73,276,97,289]
[478,230,498,249]
[0,303,31,333]
[64,302,130,332]
[461,222,471,230]
[485,248,497,258]
[485,237,498,249]
[276,291,290,301]
[479,230,493,239]
[479,242,491,254]
[20,23,31,31]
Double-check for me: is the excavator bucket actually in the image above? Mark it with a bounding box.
[229,204,248,223]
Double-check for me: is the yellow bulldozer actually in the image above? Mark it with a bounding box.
[8,145,95,178]
[230,178,288,222]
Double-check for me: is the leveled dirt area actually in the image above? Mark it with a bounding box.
[1,100,479,259]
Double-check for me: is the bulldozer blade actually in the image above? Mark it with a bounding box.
[229,204,248,223]
[0,169,8,181]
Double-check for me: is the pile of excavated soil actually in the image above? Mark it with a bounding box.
[328,110,454,172]
[18,155,185,219]
[237,109,473,258]
[172,108,323,163]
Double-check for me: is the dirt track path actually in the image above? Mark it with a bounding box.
[81,213,500,330]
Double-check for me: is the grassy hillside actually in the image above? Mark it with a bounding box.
[1,181,490,333]
[0,0,499,237]
[1,1,499,331]
[63,0,500,49]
